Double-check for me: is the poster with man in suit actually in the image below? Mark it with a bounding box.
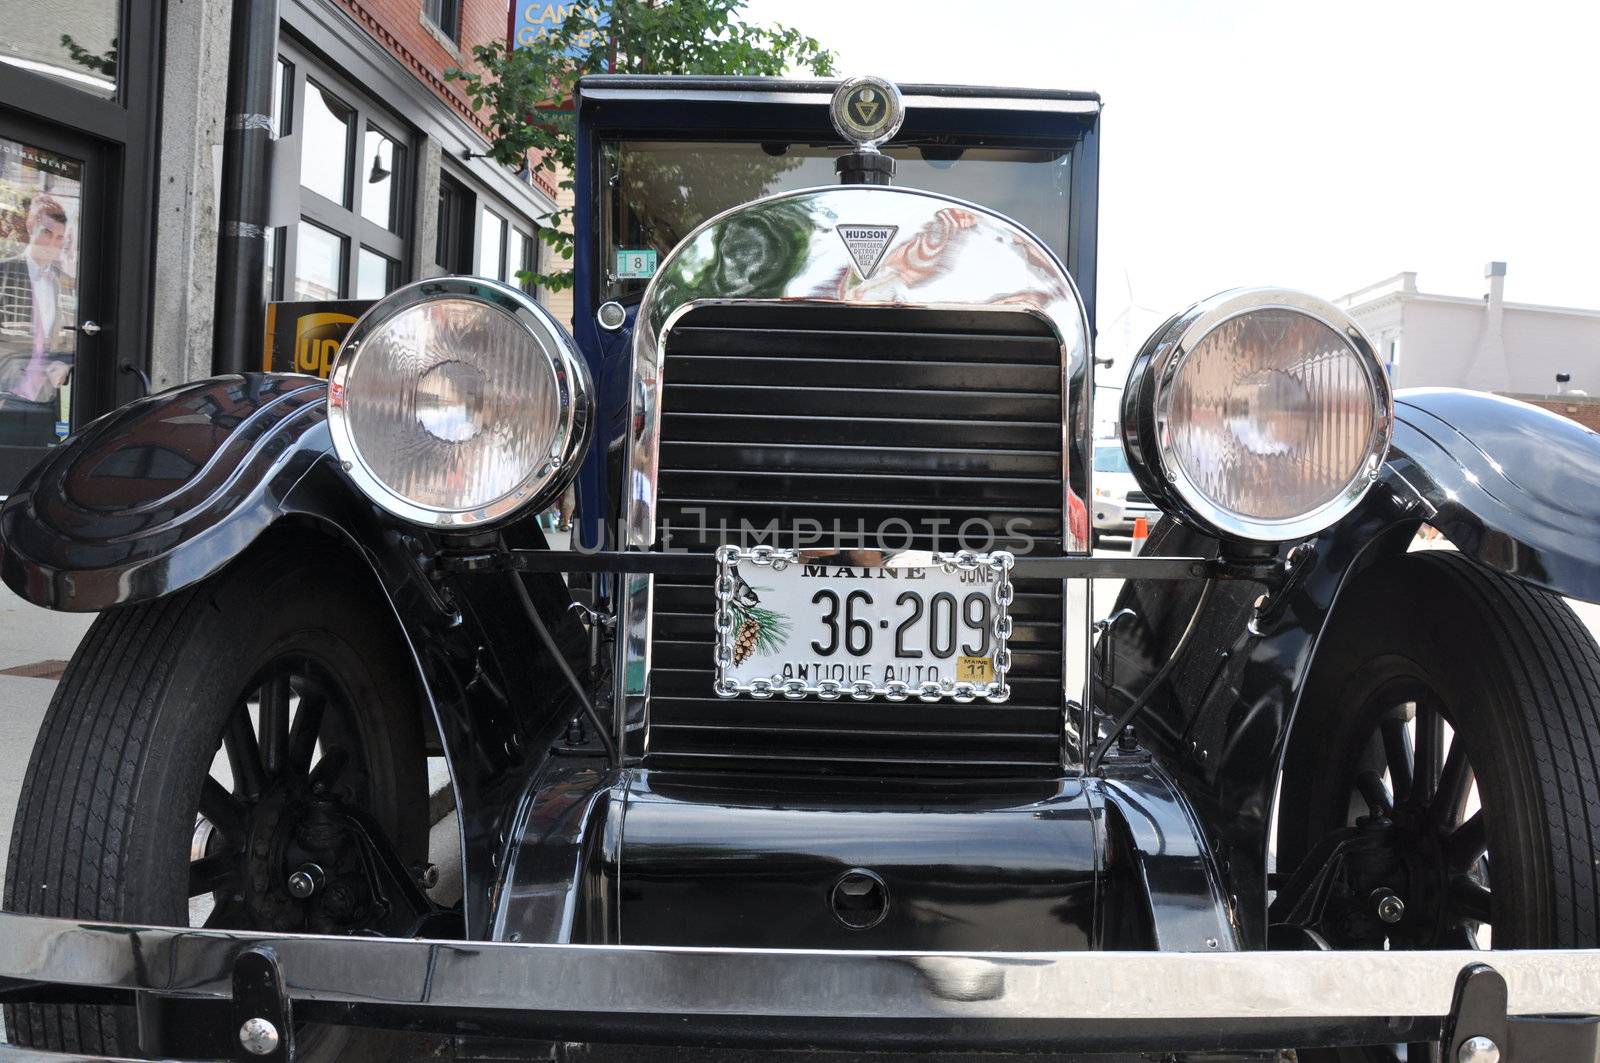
[0,138,81,448]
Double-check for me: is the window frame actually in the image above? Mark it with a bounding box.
[477,205,507,280]
[294,217,348,301]
[422,0,463,44]
[508,224,536,291]
[356,244,399,299]
[274,37,412,302]
[438,161,544,298]
[435,169,474,274]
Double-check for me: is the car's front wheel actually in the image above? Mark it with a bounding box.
[3,536,430,1056]
[1275,549,1600,1061]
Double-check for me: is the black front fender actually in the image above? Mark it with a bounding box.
[1115,387,1600,944]
[0,372,586,938]
[1390,386,1600,603]
[0,374,331,610]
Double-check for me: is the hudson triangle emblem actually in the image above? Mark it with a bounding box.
[837,224,898,279]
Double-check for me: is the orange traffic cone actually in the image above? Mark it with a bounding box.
[1131,516,1150,555]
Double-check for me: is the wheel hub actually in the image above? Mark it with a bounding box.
[1280,690,1492,954]
[211,766,381,932]
[1309,810,1463,949]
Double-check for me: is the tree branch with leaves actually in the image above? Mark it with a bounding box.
[446,0,834,292]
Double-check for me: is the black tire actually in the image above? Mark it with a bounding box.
[1278,550,1600,1060]
[3,538,427,1055]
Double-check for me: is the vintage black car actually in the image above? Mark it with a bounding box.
[2,75,1599,1062]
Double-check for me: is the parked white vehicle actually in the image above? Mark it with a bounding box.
[1092,441,1159,538]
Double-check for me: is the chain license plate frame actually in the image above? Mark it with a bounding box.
[711,545,1015,703]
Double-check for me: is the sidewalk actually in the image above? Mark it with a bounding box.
[0,587,93,884]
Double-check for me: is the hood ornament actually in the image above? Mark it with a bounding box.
[831,75,904,187]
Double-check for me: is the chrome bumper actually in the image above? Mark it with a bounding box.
[1,912,1597,1059]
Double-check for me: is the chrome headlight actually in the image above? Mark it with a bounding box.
[327,278,592,528]
[1121,289,1392,542]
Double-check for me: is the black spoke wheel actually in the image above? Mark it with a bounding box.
[1310,679,1491,952]
[4,537,427,1056]
[188,654,410,935]
[1277,550,1600,1062]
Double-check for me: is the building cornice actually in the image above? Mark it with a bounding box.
[337,0,492,137]
[1397,291,1600,320]
[1344,292,1403,317]
[1341,277,1600,321]
[1335,271,1415,307]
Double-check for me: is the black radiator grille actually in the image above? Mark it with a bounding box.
[646,305,1066,778]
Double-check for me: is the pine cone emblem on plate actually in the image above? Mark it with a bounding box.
[733,616,760,665]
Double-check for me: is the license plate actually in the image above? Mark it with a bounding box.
[712,547,1013,702]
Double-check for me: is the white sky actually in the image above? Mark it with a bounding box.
[741,0,1600,379]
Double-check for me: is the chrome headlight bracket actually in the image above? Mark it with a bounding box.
[1121,288,1393,543]
[328,277,593,529]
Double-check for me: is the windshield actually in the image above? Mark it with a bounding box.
[1093,446,1130,474]
[600,140,1072,301]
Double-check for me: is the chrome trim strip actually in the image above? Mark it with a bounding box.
[580,86,1102,114]
[617,185,1094,762]
[1,912,1596,1021]
[902,95,1101,115]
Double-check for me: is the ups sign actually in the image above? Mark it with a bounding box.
[263,300,376,378]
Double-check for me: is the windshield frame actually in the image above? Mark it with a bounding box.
[597,135,1079,304]
[573,79,1101,321]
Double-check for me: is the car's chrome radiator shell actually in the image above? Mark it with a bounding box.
[644,304,1068,777]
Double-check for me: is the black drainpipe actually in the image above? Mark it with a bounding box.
[212,0,280,375]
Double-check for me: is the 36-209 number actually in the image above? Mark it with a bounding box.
[809,590,992,659]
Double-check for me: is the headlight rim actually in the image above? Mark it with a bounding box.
[327,276,592,529]
[1121,287,1393,543]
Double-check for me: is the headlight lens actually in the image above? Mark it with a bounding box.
[328,278,592,527]
[1122,289,1391,541]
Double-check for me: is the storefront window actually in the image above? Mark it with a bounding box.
[276,41,410,305]
[507,226,531,289]
[294,220,344,301]
[435,173,472,273]
[361,129,400,231]
[356,246,395,299]
[300,81,353,208]
[478,208,505,278]
[0,137,82,446]
[0,0,119,99]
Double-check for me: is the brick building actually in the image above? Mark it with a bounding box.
[1512,393,1600,434]
[0,0,563,491]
